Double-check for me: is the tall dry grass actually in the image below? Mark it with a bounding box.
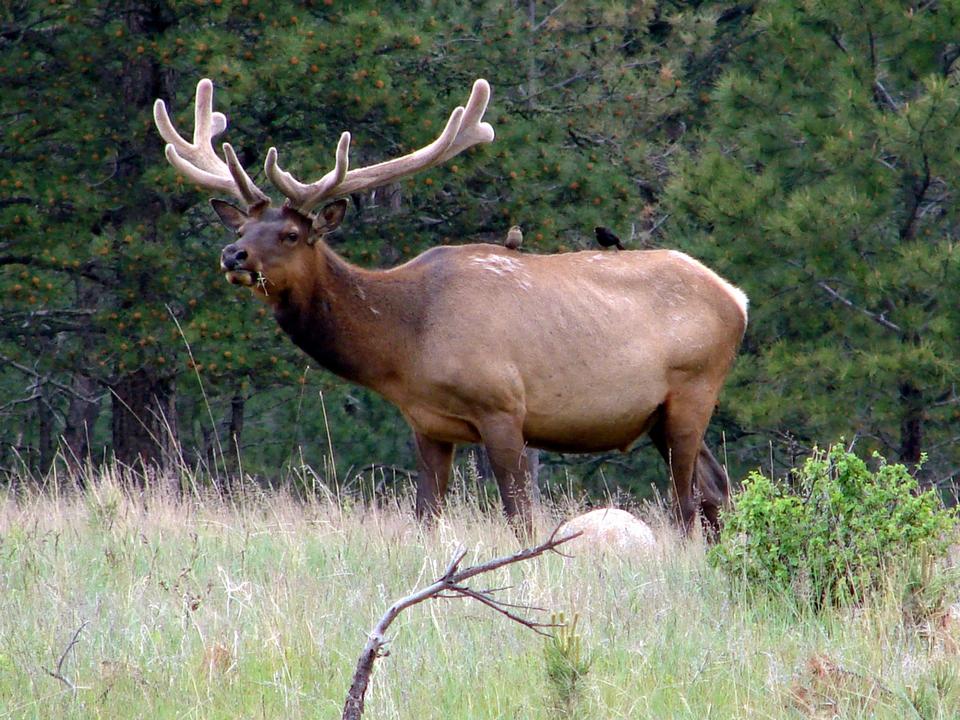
[0,466,958,719]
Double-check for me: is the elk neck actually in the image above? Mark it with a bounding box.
[272,240,416,392]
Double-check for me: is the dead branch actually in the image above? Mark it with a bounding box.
[815,280,902,334]
[0,254,106,284]
[0,352,100,403]
[341,526,581,720]
[44,621,88,693]
[786,259,903,335]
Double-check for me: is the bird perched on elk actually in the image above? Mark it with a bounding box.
[595,226,625,250]
[154,78,746,538]
[505,225,523,250]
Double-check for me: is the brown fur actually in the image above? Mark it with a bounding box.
[214,200,747,537]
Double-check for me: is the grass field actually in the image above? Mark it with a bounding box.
[1,471,958,719]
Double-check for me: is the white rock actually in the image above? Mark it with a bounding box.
[558,508,656,554]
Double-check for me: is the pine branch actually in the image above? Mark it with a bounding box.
[0,255,107,284]
[531,1,570,33]
[815,280,902,334]
[0,196,34,208]
[789,260,903,335]
[872,80,899,112]
[899,153,931,242]
[0,352,99,402]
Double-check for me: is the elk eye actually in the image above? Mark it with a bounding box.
[284,231,299,243]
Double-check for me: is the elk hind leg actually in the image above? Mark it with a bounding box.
[649,399,716,535]
[695,442,730,536]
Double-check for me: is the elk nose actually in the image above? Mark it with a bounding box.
[221,244,248,271]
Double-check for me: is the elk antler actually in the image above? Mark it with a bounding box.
[153,79,269,206]
[154,79,495,214]
[265,78,495,213]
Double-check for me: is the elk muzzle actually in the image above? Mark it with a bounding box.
[220,243,255,286]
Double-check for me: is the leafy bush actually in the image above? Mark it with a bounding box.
[709,445,957,608]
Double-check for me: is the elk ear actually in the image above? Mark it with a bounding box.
[311,199,348,237]
[210,199,248,231]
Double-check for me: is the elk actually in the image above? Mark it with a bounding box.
[154,78,747,537]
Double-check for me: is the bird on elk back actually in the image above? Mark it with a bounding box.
[505,225,522,250]
[595,226,625,250]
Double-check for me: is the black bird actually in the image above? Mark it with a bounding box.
[595,226,625,250]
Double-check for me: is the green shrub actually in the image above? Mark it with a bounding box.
[709,445,957,608]
[543,612,592,717]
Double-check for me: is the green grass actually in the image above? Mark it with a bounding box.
[0,472,958,719]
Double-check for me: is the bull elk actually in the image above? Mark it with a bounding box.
[154,78,747,537]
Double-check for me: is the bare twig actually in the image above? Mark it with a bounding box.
[341,526,581,720]
[815,280,902,334]
[531,0,569,32]
[445,584,554,633]
[785,259,903,334]
[873,80,899,112]
[44,621,88,692]
[0,353,99,402]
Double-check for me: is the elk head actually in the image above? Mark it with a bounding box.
[153,78,495,302]
[210,199,347,300]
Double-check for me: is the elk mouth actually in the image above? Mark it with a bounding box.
[224,269,256,287]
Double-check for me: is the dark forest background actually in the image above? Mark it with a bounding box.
[2,0,959,501]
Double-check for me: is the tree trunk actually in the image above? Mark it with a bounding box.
[60,278,104,478]
[36,395,55,476]
[228,393,244,458]
[111,368,178,478]
[61,373,102,478]
[224,392,245,491]
[898,379,924,466]
[105,1,179,488]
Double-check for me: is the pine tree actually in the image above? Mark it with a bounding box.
[1,1,747,497]
[667,0,960,483]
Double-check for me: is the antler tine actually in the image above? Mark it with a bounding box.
[266,78,495,214]
[329,105,463,197]
[267,108,462,214]
[153,79,268,206]
[437,78,495,163]
[264,131,351,212]
[223,143,270,208]
[161,144,237,197]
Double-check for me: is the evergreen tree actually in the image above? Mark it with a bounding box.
[1,0,747,498]
[667,0,960,486]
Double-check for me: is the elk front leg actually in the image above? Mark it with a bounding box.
[477,415,535,540]
[414,433,454,522]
